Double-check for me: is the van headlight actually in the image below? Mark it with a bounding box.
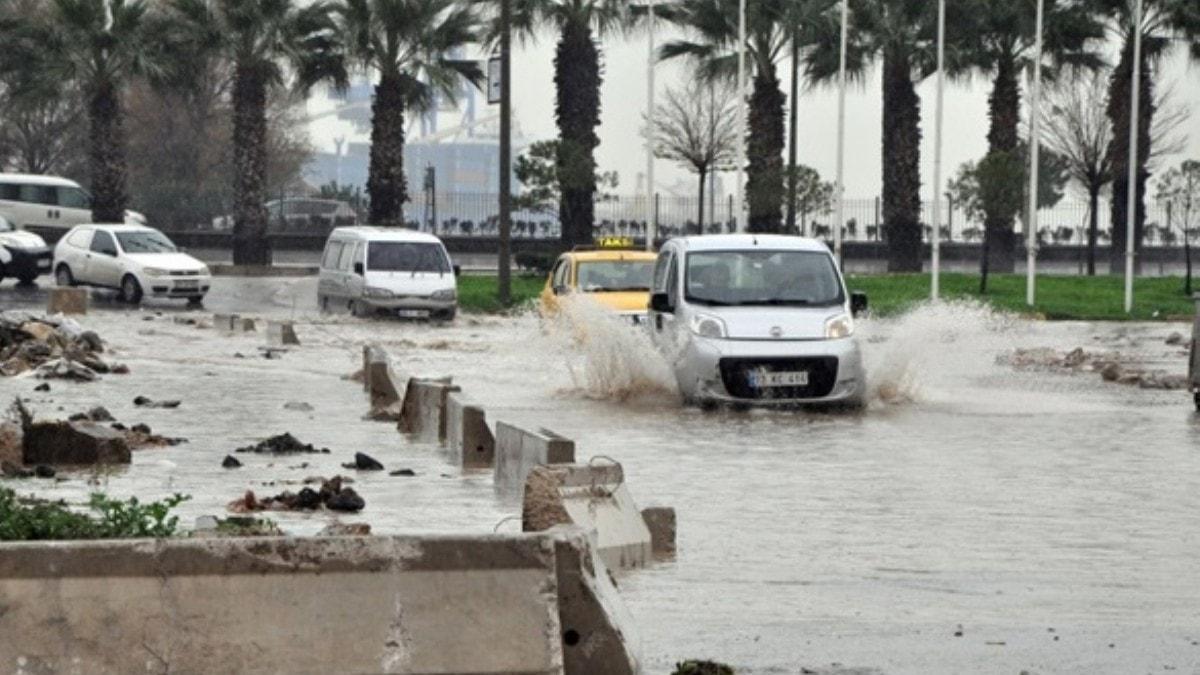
[824,313,854,339]
[363,287,394,298]
[689,313,727,339]
[430,288,457,301]
[142,267,167,277]
[197,265,210,276]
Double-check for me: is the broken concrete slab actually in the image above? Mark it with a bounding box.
[46,288,88,315]
[24,420,131,465]
[523,463,652,571]
[398,377,459,442]
[494,422,575,494]
[446,391,495,469]
[641,507,677,557]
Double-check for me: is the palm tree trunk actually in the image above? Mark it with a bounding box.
[232,61,271,265]
[881,50,922,272]
[1107,35,1154,275]
[88,79,128,224]
[554,19,601,250]
[785,36,800,233]
[982,57,1019,274]
[746,63,784,233]
[697,166,707,233]
[1086,183,1100,276]
[368,70,408,226]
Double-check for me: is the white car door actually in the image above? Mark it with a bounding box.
[85,229,123,288]
[648,250,680,349]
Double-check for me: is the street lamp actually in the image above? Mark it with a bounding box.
[1026,0,1044,307]
[833,0,848,260]
[930,0,945,299]
[734,0,747,232]
[1124,0,1143,313]
[645,0,657,250]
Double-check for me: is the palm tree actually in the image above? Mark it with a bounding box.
[658,0,829,233]
[807,0,938,272]
[1094,0,1198,274]
[502,0,625,249]
[8,0,163,223]
[339,0,482,226]
[170,0,344,265]
[958,0,1102,277]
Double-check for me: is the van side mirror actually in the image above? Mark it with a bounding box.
[353,262,364,275]
[650,292,673,313]
[453,264,461,277]
[850,291,868,317]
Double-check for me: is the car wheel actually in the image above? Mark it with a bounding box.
[16,273,37,286]
[119,275,143,304]
[186,295,204,309]
[55,264,75,287]
[432,308,457,322]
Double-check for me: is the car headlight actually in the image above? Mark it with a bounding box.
[689,313,727,339]
[197,265,210,276]
[142,267,167,277]
[430,288,457,301]
[824,312,854,339]
[363,286,394,298]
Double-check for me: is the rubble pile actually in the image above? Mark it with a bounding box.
[0,311,125,380]
[1004,347,1189,390]
[67,407,186,449]
[235,433,331,455]
[227,475,365,513]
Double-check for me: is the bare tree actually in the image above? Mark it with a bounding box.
[0,87,86,175]
[647,78,737,231]
[1155,160,1200,294]
[1038,68,1188,275]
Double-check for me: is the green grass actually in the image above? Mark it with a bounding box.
[456,271,1196,321]
[845,273,1195,321]
[457,274,544,313]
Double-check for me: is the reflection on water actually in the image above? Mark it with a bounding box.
[5,284,1200,674]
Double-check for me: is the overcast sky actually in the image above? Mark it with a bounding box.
[310,29,1200,201]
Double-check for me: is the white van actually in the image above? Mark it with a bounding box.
[318,227,459,320]
[647,234,869,406]
[0,173,145,236]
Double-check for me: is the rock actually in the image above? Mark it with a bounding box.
[110,422,126,431]
[1,461,33,478]
[0,422,22,466]
[389,469,416,477]
[37,359,97,382]
[1100,363,1122,382]
[1137,372,1189,390]
[235,433,331,455]
[221,455,242,469]
[19,321,58,344]
[343,452,384,471]
[1166,332,1185,345]
[23,420,130,465]
[131,423,151,435]
[33,464,55,478]
[1062,347,1088,368]
[318,522,371,536]
[111,363,130,375]
[642,506,677,556]
[87,406,114,422]
[133,396,181,409]
[325,488,365,512]
[33,383,49,392]
[76,331,103,352]
[283,401,313,412]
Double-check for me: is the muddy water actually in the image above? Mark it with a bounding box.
[4,279,1200,674]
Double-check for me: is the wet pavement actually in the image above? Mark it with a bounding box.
[3,278,1200,674]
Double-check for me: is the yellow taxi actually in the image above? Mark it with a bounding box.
[540,237,657,323]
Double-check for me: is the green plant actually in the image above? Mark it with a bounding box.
[0,487,190,541]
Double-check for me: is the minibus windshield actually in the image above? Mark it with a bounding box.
[367,242,450,273]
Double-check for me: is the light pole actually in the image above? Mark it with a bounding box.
[1124,0,1143,313]
[645,0,657,250]
[930,0,945,299]
[833,0,848,261]
[734,0,747,232]
[497,0,512,305]
[1026,0,1044,307]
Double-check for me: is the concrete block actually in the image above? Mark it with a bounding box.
[363,345,401,409]
[495,422,575,494]
[240,317,257,332]
[446,392,495,469]
[0,534,588,673]
[24,420,130,465]
[266,320,300,346]
[213,313,239,331]
[523,463,652,571]
[47,287,87,315]
[641,507,677,557]
[399,378,458,442]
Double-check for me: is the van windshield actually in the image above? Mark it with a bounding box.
[367,242,449,273]
[116,230,176,254]
[576,260,654,292]
[685,249,844,307]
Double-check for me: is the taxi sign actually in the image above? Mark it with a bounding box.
[596,236,635,249]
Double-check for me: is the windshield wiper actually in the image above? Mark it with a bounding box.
[729,298,821,306]
[593,286,649,293]
[686,296,738,306]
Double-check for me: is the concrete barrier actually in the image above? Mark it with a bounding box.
[494,422,575,494]
[523,463,652,571]
[399,378,458,442]
[445,391,495,469]
[363,345,402,411]
[0,530,640,673]
[641,507,677,557]
[266,320,300,346]
[47,287,87,315]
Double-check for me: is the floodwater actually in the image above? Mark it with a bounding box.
[3,278,1200,674]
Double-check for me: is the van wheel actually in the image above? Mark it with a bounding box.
[55,264,75,287]
[350,300,368,318]
[119,275,143,304]
[432,309,456,322]
[186,295,204,308]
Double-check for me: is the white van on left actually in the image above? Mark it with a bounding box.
[0,173,146,238]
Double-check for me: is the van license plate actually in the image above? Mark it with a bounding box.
[751,371,808,387]
[174,280,198,289]
[396,309,427,318]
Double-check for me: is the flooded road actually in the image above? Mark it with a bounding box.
[3,278,1200,674]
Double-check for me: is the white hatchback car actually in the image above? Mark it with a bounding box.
[53,224,212,305]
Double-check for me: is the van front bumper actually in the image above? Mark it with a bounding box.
[675,334,865,405]
[4,246,52,279]
[361,296,457,313]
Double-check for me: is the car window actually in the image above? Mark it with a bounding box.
[576,260,654,292]
[67,229,92,248]
[322,241,344,269]
[337,240,357,271]
[652,251,673,292]
[56,187,90,210]
[19,185,56,206]
[551,258,569,290]
[666,256,679,305]
[0,184,18,201]
[90,230,117,256]
[366,242,450,273]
